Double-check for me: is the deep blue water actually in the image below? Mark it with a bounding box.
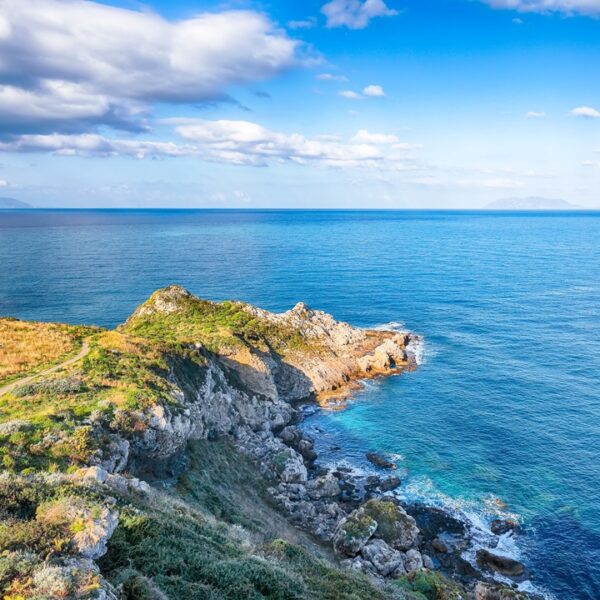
[1,209,599,599]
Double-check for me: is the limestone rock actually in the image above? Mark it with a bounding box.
[333,507,378,556]
[306,473,340,500]
[362,499,419,551]
[404,548,424,573]
[475,581,529,600]
[361,539,405,577]
[72,506,119,559]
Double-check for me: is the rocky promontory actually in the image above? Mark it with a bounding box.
[0,286,532,600]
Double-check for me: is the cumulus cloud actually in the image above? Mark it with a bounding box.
[174,120,391,166]
[339,90,363,100]
[322,0,398,29]
[526,111,547,118]
[481,0,600,15]
[571,106,600,118]
[0,0,302,134]
[0,122,416,170]
[363,84,386,97]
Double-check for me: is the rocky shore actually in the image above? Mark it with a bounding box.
[0,286,537,600]
[118,287,535,599]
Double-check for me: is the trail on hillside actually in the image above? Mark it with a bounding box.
[0,339,90,397]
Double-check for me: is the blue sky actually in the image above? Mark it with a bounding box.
[0,0,599,208]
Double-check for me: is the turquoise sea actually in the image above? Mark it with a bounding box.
[1,209,599,599]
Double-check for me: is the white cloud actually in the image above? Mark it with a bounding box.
[0,0,302,133]
[287,17,317,29]
[339,90,363,100]
[0,179,8,187]
[571,106,600,118]
[0,122,417,170]
[351,129,399,144]
[174,120,388,166]
[363,84,386,97]
[322,0,398,29]
[481,0,600,15]
[526,111,547,118]
[0,133,196,159]
[317,73,349,81]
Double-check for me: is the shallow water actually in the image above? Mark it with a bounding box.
[1,209,599,599]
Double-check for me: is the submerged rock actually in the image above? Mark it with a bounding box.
[366,452,397,470]
[491,518,520,536]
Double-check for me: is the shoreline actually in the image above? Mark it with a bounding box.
[292,339,551,600]
[0,289,545,600]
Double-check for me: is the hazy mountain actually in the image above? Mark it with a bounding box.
[485,196,581,210]
[0,197,32,209]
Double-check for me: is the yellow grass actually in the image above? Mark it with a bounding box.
[0,318,89,384]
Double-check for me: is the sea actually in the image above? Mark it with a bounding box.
[1,209,599,600]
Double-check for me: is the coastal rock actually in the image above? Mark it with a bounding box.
[362,499,420,551]
[404,548,424,573]
[491,518,519,536]
[297,438,318,461]
[333,508,378,556]
[475,581,530,600]
[476,549,525,577]
[73,506,119,559]
[306,473,341,500]
[366,452,396,470]
[422,554,434,569]
[379,476,401,492]
[273,450,308,483]
[432,537,449,553]
[361,539,405,577]
[279,425,302,446]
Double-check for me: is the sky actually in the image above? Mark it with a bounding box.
[0,0,599,208]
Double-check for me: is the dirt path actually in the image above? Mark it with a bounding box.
[0,339,91,397]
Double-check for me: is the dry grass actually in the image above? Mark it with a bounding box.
[0,318,92,385]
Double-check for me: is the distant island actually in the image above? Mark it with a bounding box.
[485,196,581,210]
[0,197,32,209]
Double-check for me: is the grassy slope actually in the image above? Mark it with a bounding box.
[0,318,96,386]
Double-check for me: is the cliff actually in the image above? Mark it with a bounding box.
[0,287,525,600]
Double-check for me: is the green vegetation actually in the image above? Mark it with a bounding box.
[0,474,107,599]
[122,286,312,354]
[100,440,416,600]
[393,571,465,600]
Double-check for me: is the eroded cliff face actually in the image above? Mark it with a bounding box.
[108,285,416,474]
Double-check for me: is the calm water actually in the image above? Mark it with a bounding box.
[1,209,599,599]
